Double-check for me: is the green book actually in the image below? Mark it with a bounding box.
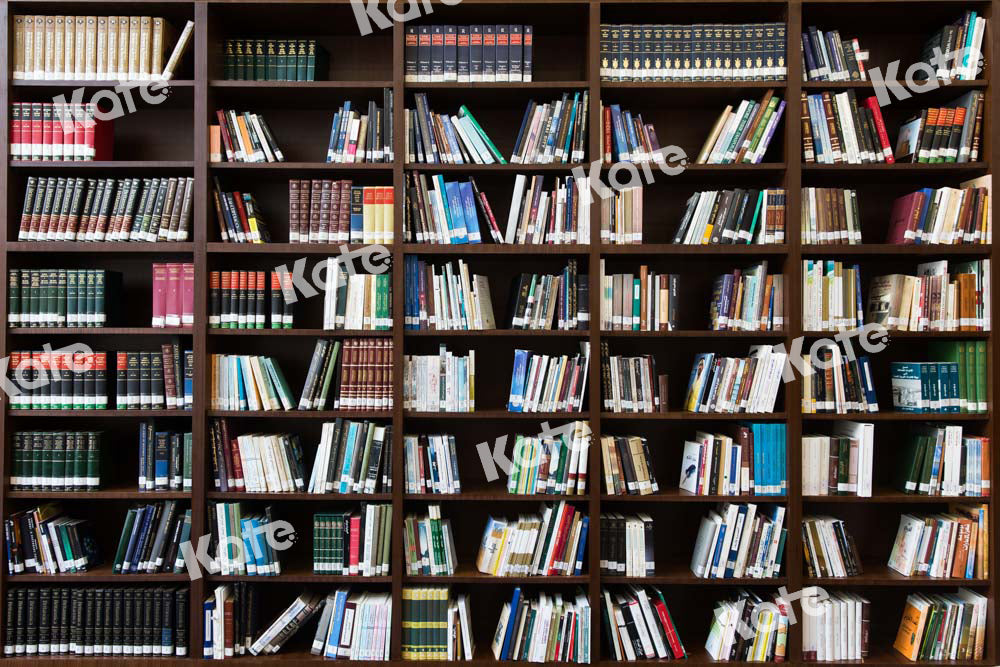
[459,105,507,164]
[254,40,266,81]
[894,435,926,494]
[8,270,20,327]
[315,341,342,410]
[223,39,235,79]
[85,432,100,489]
[263,357,295,410]
[56,269,67,327]
[266,39,278,81]
[974,341,986,412]
[112,508,137,572]
[51,432,65,489]
[929,341,966,411]
[296,39,308,82]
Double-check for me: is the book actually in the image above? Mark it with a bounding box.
[403,434,461,494]
[802,515,863,577]
[801,421,874,497]
[310,588,392,660]
[671,188,785,245]
[212,109,284,163]
[893,588,987,661]
[801,27,869,81]
[211,181,272,244]
[136,421,191,491]
[601,102,664,164]
[682,345,786,414]
[600,262,678,331]
[496,174,591,244]
[402,587,474,660]
[602,585,687,660]
[403,346,475,412]
[491,587,590,662]
[802,260,863,331]
[402,504,455,575]
[889,343,987,414]
[893,424,991,497]
[602,434,660,496]
[7,269,120,328]
[509,92,588,164]
[209,270,290,329]
[866,260,990,332]
[306,419,393,494]
[203,582,260,658]
[405,174,492,244]
[710,262,784,331]
[4,504,101,574]
[476,501,587,577]
[507,343,591,413]
[151,263,194,329]
[911,13,988,82]
[315,504,392,575]
[406,94,505,165]
[888,506,989,578]
[247,590,325,655]
[114,345,192,410]
[223,38,328,81]
[208,418,310,494]
[600,513,653,576]
[803,90,892,164]
[9,103,113,162]
[506,422,591,495]
[885,182,990,245]
[16,176,192,241]
[7,350,109,410]
[696,90,785,164]
[801,187,862,244]
[600,22,786,82]
[286,180,392,244]
[691,503,785,578]
[405,24,533,83]
[404,257,495,330]
[600,184,644,244]
[321,261,392,331]
[10,431,102,491]
[801,591,870,661]
[705,589,789,661]
[801,342,879,414]
[111,500,189,574]
[323,90,394,164]
[600,345,666,414]
[680,424,787,497]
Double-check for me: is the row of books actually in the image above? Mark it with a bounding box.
[671,188,786,246]
[506,423,591,496]
[212,183,270,243]
[287,180,394,245]
[801,421,874,497]
[203,582,259,658]
[887,181,992,245]
[601,435,658,496]
[403,257,495,331]
[692,503,786,579]
[801,27,867,82]
[891,342,987,414]
[705,589,789,661]
[9,103,111,161]
[802,515,863,577]
[137,423,192,491]
[492,587,591,663]
[696,91,785,165]
[151,262,194,328]
[600,23,787,82]
[402,505,455,576]
[405,174,486,244]
[602,586,686,661]
[301,338,393,411]
[802,260,862,331]
[115,346,194,410]
[18,176,193,242]
[477,502,588,577]
[801,591,869,662]
[4,586,189,657]
[802,91,892,165]
[508,262,587,330]
[868,260,991,332]
[5,505,100,574]
[898,426,991,497]
[601,103,663,165]
[11,15,192,81]
[324,91,394,164]
[209,420,302,494]
[913,12,989,82]
[684,346,786,415]
[599,264,678,331]
[10,431,102,491]
[306,420,392,494]
[508,343,591,413]
[321,266,393,331]
[407,95,503,165]
[222,38,328,81]
[404,25,534,83]
[502,174,591,244]
[305,589,391,660]
[212,109,284,163]
[600,348,667,414]
[314,505,392,576]
[207,503,285,577]
[209,270,292,329]
[680,424,788,497]
[112,501,191,574]
[802,187,861,244]
[600,513,652,576]
[600,185,643,245]
[802,342,879,414]
[403,434,461,494]
[511,93,589,165]
[7,269,118,328]
[402,587,473,660]
[889,506,988,579]
[893,589,987,661]
[710,263,785,332]
[403,346,475,413]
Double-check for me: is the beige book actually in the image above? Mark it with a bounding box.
[33,15,45,80]
[128,16,141,79]
[151,17,175,75]
[52,17,65,79]
[44,17,56,79]
[22,16,34,78]
[73,17,86,78]
[95,16,108,78]
[117,17,130,79]
[160,20,193,80]
[62,16,75,79]
[139,16,153,78]
[84,16,97,79]
[13,16,26,79]
[697,105,732,164]
[106,17,118,79]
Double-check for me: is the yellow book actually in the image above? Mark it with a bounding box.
[105,17,118,79]
[33,15,46,79]
[117,17,130,79]
[84,16,97,79]
[13,16,26,79]
[139,16,153,78]
[44,16,56,79]
[74,17,86,79]
[52,17,65,79]
[128,16,141,79]
[62,16,75,79]
[95,16,107,78]
[893,595,930,660]
[22,16,34,79]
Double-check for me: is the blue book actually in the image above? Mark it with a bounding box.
[859,356,878,410]
[335,102,352,158]
[574,516,589,575]
[507,350,530,411]
[610,104,627,160]
[173,510,192,572]
[946,362,961,412]
[441,117,465,164]
[235,358,247,410]
[708,523,727,577]
[499,588,523,660]
[445,180,469,243]
[138,426,148,489]
[349,186,364,241]
[433,175,456,243]
[325,112,341,162]
[240,518,257,575]
[561,93,579,160]
[623,109,641,160]
[324,589,348,658]
[339,423,359,492]
[127,505,155,572]
[458,181,482,243]
[203,597,215,657]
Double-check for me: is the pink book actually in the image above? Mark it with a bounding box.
[182,263,195,328]
[165,263,182,327]
[886,191,925,244]
[151,263,167,327]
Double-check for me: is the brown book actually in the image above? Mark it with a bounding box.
[13,15,26,79]
[338,180,352,243]
[288,179,301,243]
[821,92,842,162]
[322,179,336,244]
[308,179,322,243]
[801,91,814,163]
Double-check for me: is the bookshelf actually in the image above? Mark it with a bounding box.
[0,0,995,664]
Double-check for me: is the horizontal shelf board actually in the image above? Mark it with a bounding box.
[405,489,588,502]
[405,410,588,419]
[13,79,195,88]
[600,243,789,255]
[602,564,786,585]
[6,242,194,253]
[10,327,192,335]
[7,487,189,500]
[11,160,195,169]
[802,79,987,90]
[8,409,191,417]
[802,330,990,339]
[205,572,392,583]
[210,161,392,171]
[406,163,586,172]
[403,243,589,255]
[209,328,393,337]
[602,80,786,89]
[805,563,990,586]
[404,329,588,337]
[601,329,787,338]
[802,244,992,256]
[802,162,988,172]
[207,410,390,418]
[10,564,188,583]
[803,412,990,421]
[602,491,787,503]
[601,411,789,420]
[210,80,394,88]
[404,568,589,584]
[804,487,992,503]
[206,491,391,501]
[618,162,787,173]
[207,242,388,254]
[409,81,590,89]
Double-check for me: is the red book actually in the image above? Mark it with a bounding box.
[10,103,22,159]
[84,104,113,161]
[652,598,685,658]
[348,515,362,575]
[30,103,43,160]
[94,353,107,408]
[886,191,926,244]
[41,104,54,160]
[151,263,167,327]
[231,191,252,239]
[545,504,572,574]
[182,263,195,328]
[165,263,182,327]
[59,104,75,162]
[864,97,895,164]
[72,104,85,160]
[603,106,612,163]
[161,344,177,409]
[215,110,236,161]
[229,435,245,491]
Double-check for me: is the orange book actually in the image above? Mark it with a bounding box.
[893,596,930,660]
[209,125,221,162]
[235,114,254,161]
[382,185,394,244]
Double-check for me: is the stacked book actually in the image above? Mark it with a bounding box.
[207,503,283,576]
[404,257,495,330]
[8,268,120,328]
[508,344,591,413]
[801,27,868,81]
[211,182,271,244]
[510,93,588,164]
[705,590,789,661]
[404,24,534,83]
[287,179,394,244]
[405,174,486,244]
[802,591,870,661]
[601,103,664,165]
[9,103,112,161]
[506,423,591,495]
[112,501,191,574]
[209,270,292,329]
[136,423,192,491]
[508,261,586,330]
[801,342,879,414]
[311,588,394,659]
[599,513,653,576]
[223,38,328,80]
[600,184,643,244]
[600,348,666,414]
[895,93,986,163]
[401,587,474,660]
[601,434,660,496]
[502,175,591,244]
[212,109,284,163]
[889,343,988,414]
[801,187,862,245]
[8,350,109,410]
[802,260,863,331]
[696,90,784,164]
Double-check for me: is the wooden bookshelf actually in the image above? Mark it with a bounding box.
[0,0,996,664]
